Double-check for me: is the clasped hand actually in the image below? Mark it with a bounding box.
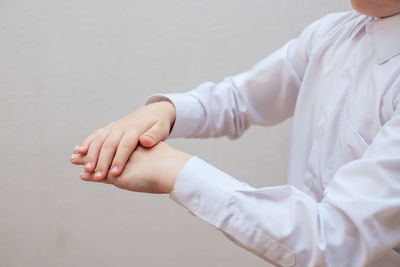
[70,101,192,194]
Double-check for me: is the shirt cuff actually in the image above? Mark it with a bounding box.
[169,156,249,227]
[169,156,297,266]
[145,93,205,139]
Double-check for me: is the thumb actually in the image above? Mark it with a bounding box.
[139,121,169,148]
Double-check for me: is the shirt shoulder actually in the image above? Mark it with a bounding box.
[291,10,363,62]
[302,10,364,49]
[311,10,363,36]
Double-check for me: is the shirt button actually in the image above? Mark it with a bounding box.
[319,123,326,136]
[190,196,200,211]
[306,176,314,189]
[344,67,353,80]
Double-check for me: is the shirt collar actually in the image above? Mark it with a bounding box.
[349,15,373,40]
[349,13,400,64]
[371,13,400,64]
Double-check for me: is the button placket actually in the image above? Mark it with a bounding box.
[305,138,318,191]
[344,66,353,80]
[306,176,314,189]
[318,121,326,136]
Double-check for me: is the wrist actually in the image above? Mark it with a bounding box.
[163,99,176,130]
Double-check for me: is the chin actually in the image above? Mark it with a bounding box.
[351,0,400,17]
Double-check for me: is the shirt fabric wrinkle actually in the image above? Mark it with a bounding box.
[146,10,400,267]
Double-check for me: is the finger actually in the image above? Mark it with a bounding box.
[80,171,114,185]
[74,133,96,154]
[80,171,94,181]
[70,153,86,165]
[93,131,123,181]
[84,128,110,173]
[80,171,103,183]
[139,121,169,148]
[110,130,140,176]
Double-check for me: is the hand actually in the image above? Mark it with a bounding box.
[79,142,192,194]
[70,100,176,181]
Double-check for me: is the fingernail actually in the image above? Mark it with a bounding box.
[85,162,93,170]
[111,166,118,173]
[94,171,102,178]
[71,154,77,160]
[80,172,87,179]
[145,135,153,140]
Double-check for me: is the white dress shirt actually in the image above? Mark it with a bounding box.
[146,11,400,267]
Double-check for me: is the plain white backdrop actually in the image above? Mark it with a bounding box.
[0,1,350,266]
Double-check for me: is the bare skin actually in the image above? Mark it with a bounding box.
[77,142,192,194]
[351,0,400,17]
[71,100,176,181]
[71,0,400,193]
[71,100,191,194]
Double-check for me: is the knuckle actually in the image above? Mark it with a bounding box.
[95,128,109,138]
[96,153,106,163]
[102,140,116,150]
[126,128,140,137]
[123,131,139,144]
[129,120,140,129]
[156,120,168,130]
[95,129,103,135]
[85,152,94,159]
[86,149,98,160]
[119,139,135,150]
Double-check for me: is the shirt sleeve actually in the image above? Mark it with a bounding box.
[170,99,400,266]
[145,14,330,140]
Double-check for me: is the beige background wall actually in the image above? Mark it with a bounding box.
[0,1,350,266]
